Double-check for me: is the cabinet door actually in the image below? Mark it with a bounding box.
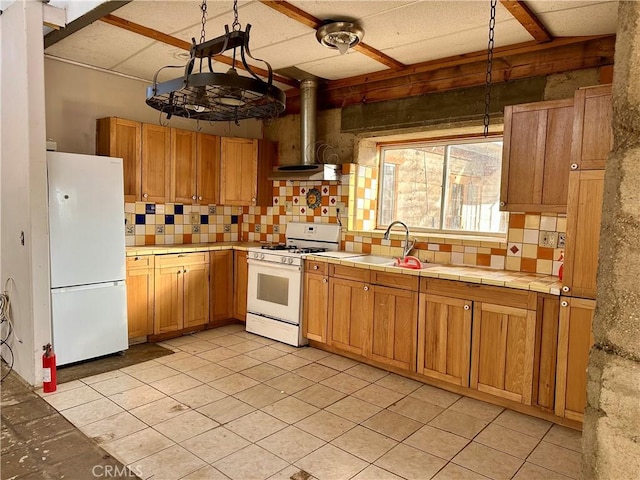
[183,261,210,329]
[125,256,154,339]
[471,303,537,405]
[501,99,573,213]
[96,117,141,202]
[563,170,604,299]
[154,266,183,334]
[555,298,595,422]
[256,139,277,206]
[197,133,221,205]
[141,123,171,203]
[210,250,233,323]
[417,294,472,386]
[303,272,329,343]
[171,128,197,204]
[233,250,248,321]
[532,294,560,411]
[328,277,370,356]
[571,85,612,170]
[370,285,417,371]
[220,137,258,205]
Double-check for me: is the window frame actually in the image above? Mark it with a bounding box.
[376,134,507,238]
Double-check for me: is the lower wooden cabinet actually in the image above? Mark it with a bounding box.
[370,285,417,371]
[125,255,154,341]
[210,250,233,324]
[470,303,537,405]
[555,297,595,422]
[327,277,370,356]
[233,250,248,321]
[417,293,472,387]
[303,261,329,343]
[154,253,210,334]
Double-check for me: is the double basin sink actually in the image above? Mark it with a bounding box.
[347,255,435,270]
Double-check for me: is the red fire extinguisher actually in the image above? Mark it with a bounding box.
[42,343,57,393]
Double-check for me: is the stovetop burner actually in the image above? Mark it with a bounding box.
[260,244,292,251]
[259,244,328,254]
[294,247,328,254]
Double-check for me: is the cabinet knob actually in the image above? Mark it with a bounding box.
[192,195,197,200]
[252,198,256,203]
[363,286,369,291]
[464,305,470,310]
[562,286,570,292]
[499,201,505,207]
[143,193,149,199]
[570,163,579,170]
[313,265,319,270]
[322,278,327,284]
[198,196,202,201]
[561,300,569,307]
[135,256,140,260]
[183,268,188,273]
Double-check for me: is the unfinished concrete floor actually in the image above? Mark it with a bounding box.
[1,364,134,479]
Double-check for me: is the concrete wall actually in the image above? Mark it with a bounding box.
[44,57,264,155]
[265,68,605,166]
[1,0,52,386]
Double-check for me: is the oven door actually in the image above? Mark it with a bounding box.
[247,259,302,324]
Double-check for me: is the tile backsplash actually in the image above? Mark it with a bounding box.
[124,163,565,276]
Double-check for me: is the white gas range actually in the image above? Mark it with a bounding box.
[245,222,342,346]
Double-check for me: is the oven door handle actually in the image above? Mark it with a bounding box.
[247,259,301,272]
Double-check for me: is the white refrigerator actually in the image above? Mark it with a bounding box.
[47,152,128,366]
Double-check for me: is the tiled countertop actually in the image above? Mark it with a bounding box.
[125,243,561,295]
[305,254,562,295]
[125,242,260,256]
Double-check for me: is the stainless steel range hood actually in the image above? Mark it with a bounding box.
[269,77,340,181]
[269,163,340,181]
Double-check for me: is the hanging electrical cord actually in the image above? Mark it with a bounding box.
[1,278,20,382]
[483,0,497,137]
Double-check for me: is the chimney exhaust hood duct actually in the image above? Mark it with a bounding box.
[269,78,340,181]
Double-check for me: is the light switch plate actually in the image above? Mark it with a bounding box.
[190,212,200,224]
[285,201,292,213]
[538,230,558,248]
[558,232,566,248]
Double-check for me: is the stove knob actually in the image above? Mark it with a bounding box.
[281,257,287,263]
[287,257,294,264]
[253,252,259,259]
[260,253,265,260]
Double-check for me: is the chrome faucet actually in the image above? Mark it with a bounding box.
[383,221,416,259]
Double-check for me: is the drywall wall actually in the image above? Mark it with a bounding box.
[1,0,52,386]
[44,57,263,155]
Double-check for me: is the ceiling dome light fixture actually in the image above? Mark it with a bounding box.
[316,21,364,55]
[146,0,285,124]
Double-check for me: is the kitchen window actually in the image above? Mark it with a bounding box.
[377,138,507,235]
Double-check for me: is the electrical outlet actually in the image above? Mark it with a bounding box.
[285,201,292,213]
[124,212,134,226]
[190,212,200,224]
[336,202,346,211]
[538,230,558,248]
[558,232,566,248]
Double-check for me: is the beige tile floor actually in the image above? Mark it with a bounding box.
[39,325,583,480]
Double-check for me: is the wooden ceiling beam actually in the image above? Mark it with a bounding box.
[259,0,405,70]
[500,0,553,43]
[100,14,298,88]
[283,35,615,114]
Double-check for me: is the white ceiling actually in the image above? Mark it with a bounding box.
[44,0,619,89]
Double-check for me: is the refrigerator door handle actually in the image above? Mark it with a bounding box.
[52,280,125,293]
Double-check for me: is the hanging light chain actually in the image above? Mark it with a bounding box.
[232,0,241,31]
[483,0,497,137]
[200,0,207,44]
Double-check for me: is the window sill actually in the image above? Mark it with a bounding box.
[345,229,507,248]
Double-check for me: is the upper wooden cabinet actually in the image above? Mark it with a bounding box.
[562,169,605,299]
[197,133,221,205]
[501,99,574,213]
[96,117,142,202]
[170,129,197,204]
[141,123,171,203]
[571,84,613,170]
[220,137,275,206]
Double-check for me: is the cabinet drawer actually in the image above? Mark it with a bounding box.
[329,264,370,283]
[155,252,209,268]
[422,278,536,310]
[306,260,328,275]
[127,255,154,269]
[371,271,419,291]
